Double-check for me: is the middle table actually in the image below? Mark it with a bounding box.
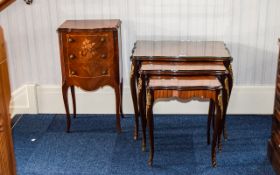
[130,40,233,140]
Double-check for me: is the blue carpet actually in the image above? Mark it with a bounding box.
[13,114,275,175]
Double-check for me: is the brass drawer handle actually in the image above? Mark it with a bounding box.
[69,54,76,60]
[100,37,106,43]
[68,37,74,43]
[101,54,107,59]
[71,70,77,76]
[101,69,108,75]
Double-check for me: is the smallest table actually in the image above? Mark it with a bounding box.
[145,76,224,167]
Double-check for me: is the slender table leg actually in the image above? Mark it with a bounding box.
[222,76,230,140]
[115,86,122,133]
[70,86,76,119]
[208,99,215,145]
[130,60,139,140]
[139,75,147,151]
[120,80,124,118]
[62,83,71,132]
[146,89,154,166]
[223,64,233,139]
[218,92,224,152]
[212,92,223,167]
[216,76,228,151]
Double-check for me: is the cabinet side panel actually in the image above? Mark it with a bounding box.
[268,42,280,175]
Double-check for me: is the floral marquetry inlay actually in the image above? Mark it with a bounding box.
[80,39,96,57]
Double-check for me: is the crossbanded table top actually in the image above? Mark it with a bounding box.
[132,41,231,59]
[141,62,226,71]
[149,76,221,88]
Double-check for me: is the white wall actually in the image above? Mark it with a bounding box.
[0,0,279,115]
[0,0,280,90]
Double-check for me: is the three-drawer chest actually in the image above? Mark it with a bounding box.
[57,20,123,132]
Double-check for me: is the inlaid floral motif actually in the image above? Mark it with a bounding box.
[80,39,96,57]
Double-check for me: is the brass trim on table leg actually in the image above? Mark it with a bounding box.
[224,77,230,100]
[223,77,229,139]
[130,63,135,79]
[137,77,142,92]
[228,64,234,81]
[137,76,144,146]
[130,61,139,140]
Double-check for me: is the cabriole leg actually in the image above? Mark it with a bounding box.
[120,80,124,118]
[115,86,122,133]
[211,92,222,167]
[146,89,154,166]
[130,61,139,140]
[62,83,71,132]
[139,75,147,151]
[208,99,215,145]
[70,86,76,119]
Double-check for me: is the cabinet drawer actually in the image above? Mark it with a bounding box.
[66,32,114,63]
[68,62,111,78]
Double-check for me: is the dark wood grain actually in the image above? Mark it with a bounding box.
[58,20,123,132]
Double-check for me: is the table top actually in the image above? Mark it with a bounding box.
[149,76,221,88]
[141,62,226,71]
[131,41,232,62]
[57,19,121,32]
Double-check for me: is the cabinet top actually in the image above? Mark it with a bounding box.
[57,19,121,32]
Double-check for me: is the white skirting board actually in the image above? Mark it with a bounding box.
[10,84,275,117]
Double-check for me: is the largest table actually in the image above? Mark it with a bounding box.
[130,40,233,140]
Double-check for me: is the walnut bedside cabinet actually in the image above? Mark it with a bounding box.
[57,20,123,133]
